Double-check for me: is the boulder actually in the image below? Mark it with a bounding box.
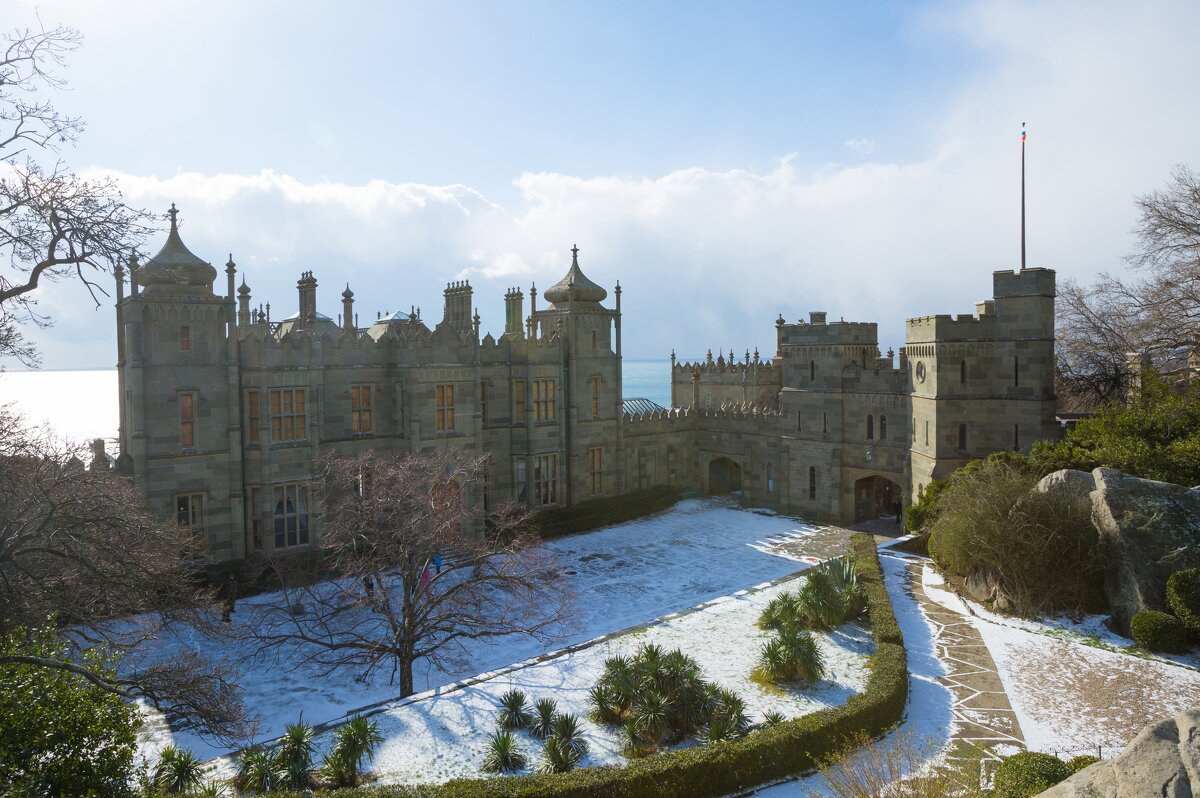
[1035,469,1096,499]
[1037,709,1200,797]
[964,565,1012,611]
[1090,468,1200,635]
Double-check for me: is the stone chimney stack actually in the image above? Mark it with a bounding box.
[503,287,524,337]
[238,279,251,325]
[442,280,473,333]
[296,271,318,330]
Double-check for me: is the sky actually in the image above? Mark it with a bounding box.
[4,0,1200,369]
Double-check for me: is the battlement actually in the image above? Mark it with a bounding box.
[672,349,775,375]
[993,267,1055,299]
[778,316,878,347]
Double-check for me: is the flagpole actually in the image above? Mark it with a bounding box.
[1021,121,1026,270]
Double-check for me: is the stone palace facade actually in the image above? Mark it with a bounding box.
[113,207,1059,562]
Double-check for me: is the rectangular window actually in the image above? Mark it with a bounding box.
[180,325,191,352]
[436,383,455,431]
[246,389,260,444]
[273,482,310,549]
[534,453,558,506]
[270,388,307,442]
[588,446,604,496]
[513,380,526,423]
[591,376,600,419]
[180,391,196,448]
[534,379,556,421]
[176,492,204,532]
[480,381,488,424]
[1013,423,1020,452]
[515,460,527,503]
[247,486,262,550]
[350,384,373,433]
[925,419,929,446]
[822,411,828,434]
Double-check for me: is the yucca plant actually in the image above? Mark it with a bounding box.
[153,745,206,794]
[530,697,559,739]
[704,714,739,743]
[620,718,655,758]
[758,591,802,632]
[797,570,846,630]
[818,556,864,619]
[762,710,786,727]
[498,689,534,731]
[631,688,671,746]
[588,683,623,725]
[192,782,226,798]
[232,746,282,794]
[323,714,383,787]
[276,719,317,789]
[481,729,527,773]
[671,676,713,736]
[538,734,584,774]
[755,629,826,684]
[551,713,589,758]
[711,688,751,737]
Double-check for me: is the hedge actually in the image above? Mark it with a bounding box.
[1130,609,1189,653]
[306,533,907,798]
[1166,568,1200,635]
[531,486,680,539]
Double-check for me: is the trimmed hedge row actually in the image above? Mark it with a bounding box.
[531,486,680,539]
[313,533,907,798]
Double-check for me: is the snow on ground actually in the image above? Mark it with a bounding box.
[136,499,835,761]
[920,564,1200,757]
[205,572,873,785]
[750,550,956,797]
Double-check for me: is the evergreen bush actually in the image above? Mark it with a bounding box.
[152,745,206,794]
[499,689,534,731]
[1130,610,1189,652]
[991,751,1072,798]
[1167,568,1200,635]
[1066,754,1100,772]
[481,730,527,774]
[323,715,383,787]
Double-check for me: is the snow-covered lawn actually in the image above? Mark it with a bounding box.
[920,564,1200,758]
[136,499,843,762]
[204,572,873,785]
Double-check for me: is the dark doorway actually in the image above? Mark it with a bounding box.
[708,457,743,495]
[853,475,903,523]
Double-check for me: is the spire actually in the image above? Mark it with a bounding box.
[167,202,179,231]
[543,244,607,305]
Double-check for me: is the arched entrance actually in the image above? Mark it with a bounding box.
[708,457,743,495]
[853,475,903,523]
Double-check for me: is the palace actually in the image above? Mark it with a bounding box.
[113,206,1059,561]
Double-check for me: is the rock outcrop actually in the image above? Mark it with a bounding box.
[1035,468,1200,635]
[1037,709,1200,797]
[1089,468,1200,635]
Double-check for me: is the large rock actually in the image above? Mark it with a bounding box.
[1035,468,1096,500]
[1037,709,1200,797]
[1090,468,1200,634]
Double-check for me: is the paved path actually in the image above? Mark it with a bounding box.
[891,553,1025,766]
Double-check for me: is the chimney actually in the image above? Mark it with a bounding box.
[442,280,473,333]
[503,287,524,337]
[238,279,252,324]
[296,271,317,330]
[809,311,827,325]
[341,284,355,332]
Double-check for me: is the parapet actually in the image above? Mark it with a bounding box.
[993,267,1055,299]
[778,319,878,347]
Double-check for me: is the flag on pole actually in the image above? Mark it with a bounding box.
[1021,123,1027,143]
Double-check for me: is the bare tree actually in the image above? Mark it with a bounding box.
[1056,164,1200,409]
[1,22,153,365]
[238,448,574,698]
[0,408,250,741]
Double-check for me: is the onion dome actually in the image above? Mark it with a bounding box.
[342,283,354,299]
[542,245,607,305]
[135,204,217,288]
[237,278,251,296]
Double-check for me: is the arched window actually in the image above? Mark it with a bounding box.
[960,359,967,385]
[880,415,887,440]
[808,466,817,500]
[866,414,874,439]
[1014,356,1020,387]
[958,423,967,452]
[810,360,816,381]
[766,463,774,494]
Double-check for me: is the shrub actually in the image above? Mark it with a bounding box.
[499,689,534,731]
[1066,753,1100,772]
[927,455,1107,616]
[323,714,383,787]
[1167,568,1200,635]
[906,476,950,533]
[482,730,528,774]
[551,714,589,758]
[762,710,786,727]
[538,735,584,774]
[153,745,206,794]
[0,625,140,797]
[1131,610,1189,652]
[276,719,317,789]
[797,570,847,630]
[991,751,1072,798]
[755,630,826,684]
[232,746,282,794]
[530,698,559,739]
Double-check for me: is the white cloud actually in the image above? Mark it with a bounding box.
[844,137,879,156]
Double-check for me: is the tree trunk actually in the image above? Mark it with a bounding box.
[399,652,414,698]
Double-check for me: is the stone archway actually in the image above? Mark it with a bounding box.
[708,457,743,496]
[853,475,903,523]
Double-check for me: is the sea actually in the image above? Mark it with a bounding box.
[0,359,673,444]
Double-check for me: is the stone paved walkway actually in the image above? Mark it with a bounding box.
[890,553,1025,765]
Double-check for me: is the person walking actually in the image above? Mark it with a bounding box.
[433,552,443,574]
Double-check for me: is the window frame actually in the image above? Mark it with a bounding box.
[270,388,308,442]
[533,379,557,422]
[435,383,456,432]
[273,482,311,549]
[513,379,526,424]
[533,453,558,506]
[588,446,603,496]
[350,384,374,434]
[179,391,196,449]
[246,389,260,445]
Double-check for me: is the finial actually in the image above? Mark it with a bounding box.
[238,277,250,295]
[128,248,139,268]
[167,203,179,231]
[571,244,579,264]
[226,253,236,272]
